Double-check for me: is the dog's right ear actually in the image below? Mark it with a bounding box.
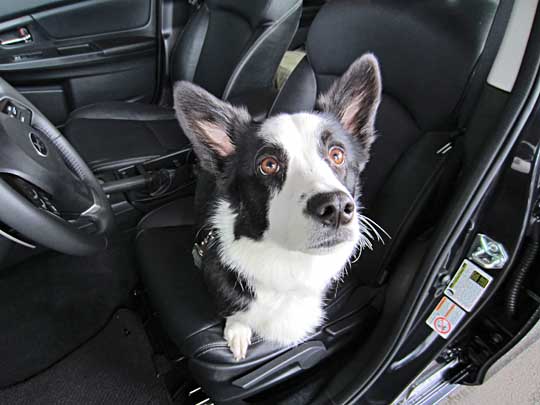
[174,81,251,175]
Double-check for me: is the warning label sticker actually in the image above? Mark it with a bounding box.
[426,296,466,339]
[444,259,493,312]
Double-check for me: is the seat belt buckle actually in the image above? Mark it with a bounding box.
[192,229,215,269]
[192,243,203,269]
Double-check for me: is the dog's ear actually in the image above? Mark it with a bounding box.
[317,53,382,151]
[174,81,251,174]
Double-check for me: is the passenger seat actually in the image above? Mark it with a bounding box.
[134,0,500,402]
[64,0,301,172]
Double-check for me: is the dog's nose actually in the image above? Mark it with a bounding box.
[306,192,355,227]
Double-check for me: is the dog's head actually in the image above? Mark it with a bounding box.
[174,54,381,258]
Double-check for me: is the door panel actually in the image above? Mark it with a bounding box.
[33,0,152,39]
[0,0,159,125]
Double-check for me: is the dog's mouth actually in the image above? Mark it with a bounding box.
[307,238,348,250]
[306,228,355,252]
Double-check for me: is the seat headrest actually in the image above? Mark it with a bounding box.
[306,0,498,129]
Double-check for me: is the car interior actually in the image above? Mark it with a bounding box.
[0,0,527,403]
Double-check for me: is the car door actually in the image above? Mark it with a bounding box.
[0,0,161,126]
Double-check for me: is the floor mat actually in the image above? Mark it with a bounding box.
[0,309,171,405]
[0,238,138,387]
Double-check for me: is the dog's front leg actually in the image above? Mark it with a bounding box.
[224,315,252,361]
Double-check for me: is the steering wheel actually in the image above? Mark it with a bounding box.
[0,77,114,255]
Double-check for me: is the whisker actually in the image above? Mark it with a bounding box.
[235,276,245,292]
[359,219,381,246]
[361,217,383,243]
[360,233,373,251]
[361,214,391,239]
[349,214,383,264]
[362,227,375,241]
[351,249,362,263]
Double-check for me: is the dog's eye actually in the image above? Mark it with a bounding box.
[329,146,345,166]
[259,156,280,175]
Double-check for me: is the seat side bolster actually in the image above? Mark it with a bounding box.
[222,0,302,100]
[357,132,464,285]
[170,5,210,84]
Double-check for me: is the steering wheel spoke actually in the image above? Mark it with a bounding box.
[1,174,62,217]
[0,173,101,233]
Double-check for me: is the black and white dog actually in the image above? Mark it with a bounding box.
[174,54,382,360]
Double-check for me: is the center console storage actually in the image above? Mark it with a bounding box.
[98,148,196,230]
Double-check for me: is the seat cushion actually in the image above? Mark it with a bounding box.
[63,89,276,171]
[136,225,380,365]
[64,102,190,171]
[138,197,196,229]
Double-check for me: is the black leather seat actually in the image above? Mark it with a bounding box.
[136,0,498,401]
[64,0,301,171]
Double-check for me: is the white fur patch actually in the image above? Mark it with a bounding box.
[213,199,356,346]
[224,318,252,361]
[261,113,359,252]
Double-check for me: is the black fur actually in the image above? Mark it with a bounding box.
[227,140,289,240]
[203,246,254,316]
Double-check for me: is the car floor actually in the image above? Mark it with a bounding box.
[441,322,540,405]
[0,309,172,405]
[0,234,140,391]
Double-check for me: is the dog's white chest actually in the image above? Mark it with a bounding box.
[237,285,325,345]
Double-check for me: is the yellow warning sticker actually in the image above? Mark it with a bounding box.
[444,259,493,312]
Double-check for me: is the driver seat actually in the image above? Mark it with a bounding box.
[136,0,498,402]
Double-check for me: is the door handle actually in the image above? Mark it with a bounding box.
[0,28,32,46]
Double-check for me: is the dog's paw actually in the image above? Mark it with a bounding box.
[224,319,252,361]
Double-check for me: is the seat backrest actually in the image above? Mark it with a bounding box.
[270,0,499,284]
[171,0,302,99]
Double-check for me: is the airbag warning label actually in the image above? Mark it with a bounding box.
[426,296,466,339]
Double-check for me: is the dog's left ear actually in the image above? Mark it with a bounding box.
[317,53,382,151]
[173,81,251,175]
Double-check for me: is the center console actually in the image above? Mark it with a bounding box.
[97,148,197,230]
[93,88,279,231]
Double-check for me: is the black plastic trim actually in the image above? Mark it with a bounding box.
[232,341,327,390]
[0,38,155,72]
